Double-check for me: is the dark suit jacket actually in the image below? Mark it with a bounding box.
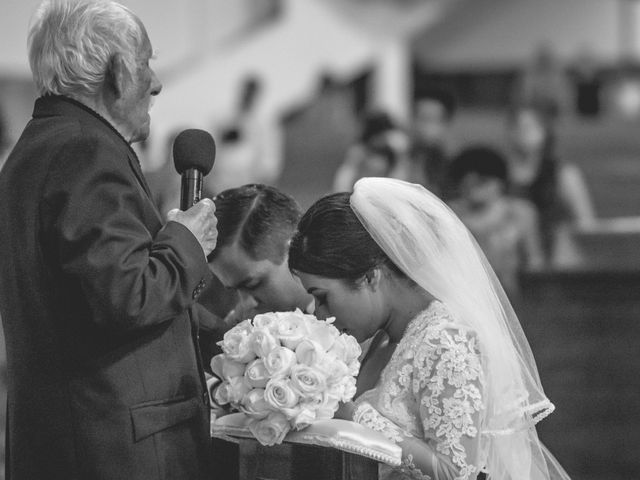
[0,96,215,479]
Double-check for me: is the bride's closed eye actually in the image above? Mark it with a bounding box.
[313,294,327,308]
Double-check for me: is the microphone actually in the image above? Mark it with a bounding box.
[172,129,216,210]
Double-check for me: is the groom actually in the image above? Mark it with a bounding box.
[207,184,314,324]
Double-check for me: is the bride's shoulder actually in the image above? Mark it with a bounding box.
[409,300,454,329]
[408,301,478,342]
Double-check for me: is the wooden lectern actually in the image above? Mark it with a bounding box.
[211,414,401,480]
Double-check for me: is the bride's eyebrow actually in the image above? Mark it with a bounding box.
[233,276,256,290]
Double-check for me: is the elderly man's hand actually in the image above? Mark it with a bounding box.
[167,198,218,256]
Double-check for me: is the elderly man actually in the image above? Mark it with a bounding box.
[0,1,217,479]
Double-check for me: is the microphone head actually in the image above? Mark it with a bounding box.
[172,129,216,175]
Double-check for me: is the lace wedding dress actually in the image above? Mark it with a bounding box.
[354,301,485,480]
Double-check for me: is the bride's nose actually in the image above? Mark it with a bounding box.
[314,304,330,320]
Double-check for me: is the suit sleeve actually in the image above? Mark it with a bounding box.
[42,132,211,332]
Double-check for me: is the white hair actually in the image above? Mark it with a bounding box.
[28,0,145,97]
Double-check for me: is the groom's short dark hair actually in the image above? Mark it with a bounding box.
[209,184,301,263]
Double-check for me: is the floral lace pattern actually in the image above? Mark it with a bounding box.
[353,401,407,444]
[355,301,485,480]
[397,454,433,480]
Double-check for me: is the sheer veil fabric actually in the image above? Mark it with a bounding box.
[350,178,570,480]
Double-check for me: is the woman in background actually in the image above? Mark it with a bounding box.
[506,104,594,266]
[448,145,544,296]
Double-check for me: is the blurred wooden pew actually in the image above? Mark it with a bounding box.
[518,269,640,480]
[571,216,640,270]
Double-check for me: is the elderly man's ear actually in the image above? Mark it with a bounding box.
[105,54,129,99]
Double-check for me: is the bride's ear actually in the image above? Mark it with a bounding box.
[364,268,382,290]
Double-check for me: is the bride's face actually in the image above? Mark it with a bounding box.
[295,271,384,343]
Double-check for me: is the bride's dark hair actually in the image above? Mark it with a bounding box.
[289,192,404,285]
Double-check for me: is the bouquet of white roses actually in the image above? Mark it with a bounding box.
[210,309,361,446]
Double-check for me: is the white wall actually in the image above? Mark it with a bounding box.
[414,0,621,69]
[0,0,258,77]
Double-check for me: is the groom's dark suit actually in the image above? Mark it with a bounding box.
[0,95,214,479]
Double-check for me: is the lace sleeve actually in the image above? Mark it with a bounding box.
[353,401,407,444]
[353,402,433,480]
[414,324,484,480]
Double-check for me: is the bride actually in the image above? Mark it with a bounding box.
[288,177,570,480]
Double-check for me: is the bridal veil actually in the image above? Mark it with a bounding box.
[350,177,570,480]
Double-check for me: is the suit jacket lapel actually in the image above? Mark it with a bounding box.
[126,150,153,200]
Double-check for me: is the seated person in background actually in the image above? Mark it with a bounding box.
[506,103,595,266]
[410,86,457,198]
[333,110,412,192]
[207,184,392,396]
[512,43,572,122]
[448,146,544,296]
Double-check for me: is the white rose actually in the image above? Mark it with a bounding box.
[264,377,300,411]
[347,359,361,377]
[295,339,326,367]
[250,327,280,358]
[324,358,351,386]
[315,392,341,421]
[291,407,317,431]
[289,364,327,399]
[227,376,252,405]
[308,319,339,351]
[275,310,311,350]
[248,411,290,446]
[240,388,271,419]
[244,358,270,388]
[219,321,257,364]
[230,318,253,334]
[252,313,280,333]
[210,354,246,381]
[264,346,298,377]
[328,333,362,364]
[213,381,231,405]
[335,377,357,403]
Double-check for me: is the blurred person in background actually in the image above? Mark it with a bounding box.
[569,46,603,118]
[333,110,412,192]
[513,43,572,122]
[506,104,595,266]
[410,86,457,198]
[448,145,544,296]
[0,1,218,478]
[207,75,282,195]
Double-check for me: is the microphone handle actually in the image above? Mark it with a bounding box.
[180,168,203,210]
